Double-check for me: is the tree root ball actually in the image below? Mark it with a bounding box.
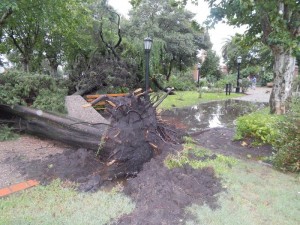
[98,92,180,178]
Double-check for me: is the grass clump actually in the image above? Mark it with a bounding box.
[0,125,19,141]
[165,136,236,175]
[0,179,135,225]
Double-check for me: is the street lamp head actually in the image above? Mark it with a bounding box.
[197,62,201,69]
[237,56,242,64]
[144,37,153,51]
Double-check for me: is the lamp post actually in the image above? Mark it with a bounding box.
[197,62,201,87]
[144,37,153,92]
[236,56,242,93]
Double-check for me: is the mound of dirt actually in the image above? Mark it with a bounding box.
[112,141,224,225]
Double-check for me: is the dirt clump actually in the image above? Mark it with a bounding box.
[113,143,224,225]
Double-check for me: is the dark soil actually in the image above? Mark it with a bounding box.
[191,127,274,160]
[113,147,223,225]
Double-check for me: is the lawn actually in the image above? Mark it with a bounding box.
[0,181,134,225]
[157,91,243,109]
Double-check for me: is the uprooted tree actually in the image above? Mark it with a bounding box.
[0,89,181,179]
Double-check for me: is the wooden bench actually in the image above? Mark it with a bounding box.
[83,89,144,110]
[84,93,128,109]
[85,93,128,105]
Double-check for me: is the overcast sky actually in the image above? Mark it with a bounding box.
[108,0,246,62]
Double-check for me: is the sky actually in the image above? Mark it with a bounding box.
[108,0,246,62]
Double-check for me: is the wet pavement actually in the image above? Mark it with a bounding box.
[160,99,267,133]
[234,87,272,103]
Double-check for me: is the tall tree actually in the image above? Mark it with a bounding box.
[221,35,273,74]
[200,49,221,80]
[206,0,300,114]
[1,0,91,73]
[126,0,207,81]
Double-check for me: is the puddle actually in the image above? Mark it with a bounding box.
[160,99,267,133]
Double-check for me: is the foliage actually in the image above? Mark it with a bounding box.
[200,49,221,80]
[260,71,274,86]
[0,70,67,113]
[234,97,300,172]
[206,0,300,114]
[32,89,67,113]
[69,54,140,94]
[234,109,280,145]
[165,73,196,91]
[214,74,236,91]
[240,77,252,93]
[0,179,135,225]
[124,0,208,81]
[272,98,300,172]
[1,0,92,74]
[222,36,273,74]
[165,136,236,175]
[0,125,19,141]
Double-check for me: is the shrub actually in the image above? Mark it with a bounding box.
[214,74,236,92]
[166,73,196,91]
[234,109,280,145]
[272,98,300,172]
[260,72,274,86]
[235,98,300,173]
[240,78,252,93]
[0,70,67,113]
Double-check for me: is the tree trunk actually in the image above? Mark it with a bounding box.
[0,104,108,150]
[269,46,296,114]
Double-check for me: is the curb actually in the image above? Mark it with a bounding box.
[0,180,39,198]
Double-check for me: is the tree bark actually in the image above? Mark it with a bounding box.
[269,46,296,114]
[0,104,108,150]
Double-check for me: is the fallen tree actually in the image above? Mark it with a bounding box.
[0,90,181,178]
[0,104,108,150]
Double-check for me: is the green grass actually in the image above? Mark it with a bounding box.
[186,161,300,225]
[0,180,135,225]
[157,91,243,109]
[164,137,236,175]
[0,125,19,142]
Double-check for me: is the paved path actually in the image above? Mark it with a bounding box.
[234,87,272,103]
[65,95,110,125]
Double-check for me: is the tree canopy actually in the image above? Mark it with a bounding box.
[206,0,300,114]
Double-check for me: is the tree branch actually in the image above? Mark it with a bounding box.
[0,8,13,28]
